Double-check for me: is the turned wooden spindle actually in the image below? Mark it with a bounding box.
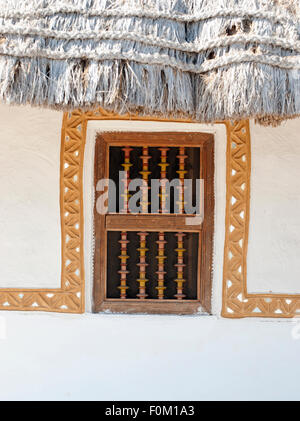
[139,146,151,213]
[155,232,167,299]
[174,232,186,300]
[121,146,133,213]
[158,147,169,213]
[176,147,188,214]
[118,232,129,299]
[137,232,149,299]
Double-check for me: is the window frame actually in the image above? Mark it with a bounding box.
[93,131,214,314]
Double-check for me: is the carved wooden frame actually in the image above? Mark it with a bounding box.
[0,108,299,316]
[93,131,214,315]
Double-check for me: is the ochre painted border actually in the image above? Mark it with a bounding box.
[221,121,300,318]
[0,109,299,316]
[0,111,86,313]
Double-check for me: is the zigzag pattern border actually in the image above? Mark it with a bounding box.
[0,111,86,313]
[222,121,300,318]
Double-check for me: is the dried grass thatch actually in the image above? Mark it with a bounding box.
[0,0,299,125]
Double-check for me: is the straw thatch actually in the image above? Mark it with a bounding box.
[0,0,299,125]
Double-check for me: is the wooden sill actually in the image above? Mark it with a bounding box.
[95,300,206,315]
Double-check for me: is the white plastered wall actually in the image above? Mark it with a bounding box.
[0,106,300,400]
[0,104,61,288]
[247,119,300,294]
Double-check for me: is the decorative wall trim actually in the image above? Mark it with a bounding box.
[0,109,299,316]
[0,111,86,313]
[222,121,300,318]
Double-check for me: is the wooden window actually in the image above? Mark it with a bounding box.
[93,132,214,314]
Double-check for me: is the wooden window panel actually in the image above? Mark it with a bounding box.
[93,132,214,315]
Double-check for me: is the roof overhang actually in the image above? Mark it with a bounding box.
[0,0,299,126]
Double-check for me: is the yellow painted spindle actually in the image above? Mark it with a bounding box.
[118,232,129,299]
[174,232,186,300]
[155,232,167,299]
[158,147,169,213]
[121,147,133,213]
[137,232,149,299]
[139,147,151,213]
[176,147,188,214]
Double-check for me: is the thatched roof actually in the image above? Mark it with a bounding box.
[0,0,299,125]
